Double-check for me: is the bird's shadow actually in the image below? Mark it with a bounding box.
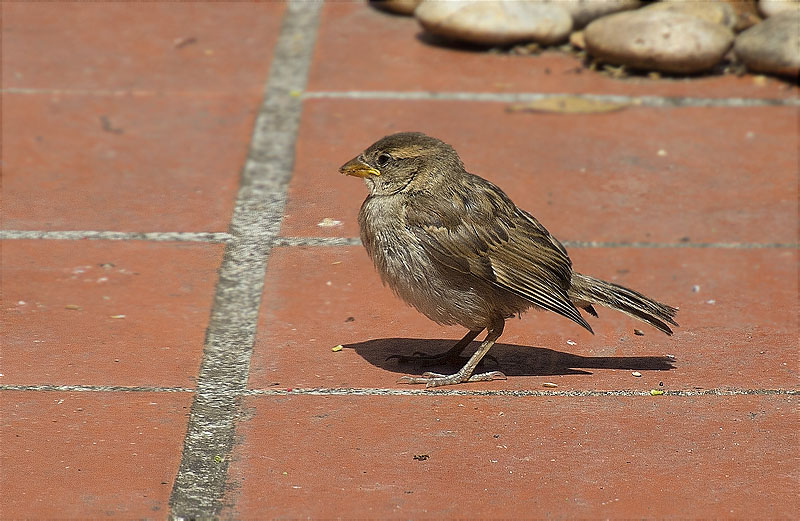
[346,338,675,376]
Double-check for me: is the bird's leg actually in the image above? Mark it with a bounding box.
[399,318,506,388]
[386,328,483,366]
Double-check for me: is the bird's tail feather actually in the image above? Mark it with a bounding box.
[569,273,679,335]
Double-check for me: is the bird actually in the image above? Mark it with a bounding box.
[340,132,678,388]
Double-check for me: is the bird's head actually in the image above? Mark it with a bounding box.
[339,132,463,196]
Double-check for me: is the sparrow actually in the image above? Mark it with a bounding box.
[340,132,678,388]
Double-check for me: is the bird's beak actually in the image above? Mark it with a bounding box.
[339,157,380,178]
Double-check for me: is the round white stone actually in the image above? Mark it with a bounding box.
[585,9,734,73]
[735,11,800,77]
[415,0,573,46]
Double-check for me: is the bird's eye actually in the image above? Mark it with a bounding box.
[376,153,391,167]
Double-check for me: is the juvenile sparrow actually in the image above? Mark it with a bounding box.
[340,132,678,388]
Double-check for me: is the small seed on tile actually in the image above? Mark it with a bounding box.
[632,371,642,377]
[542,382,558,388]
[633,328,644,336]
[317,217,342,227]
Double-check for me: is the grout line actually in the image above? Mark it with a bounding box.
[302,91,800,106]
[561,240,799,249]
[3,231,795,250]
[0,230,800,250]
[242,387,799,397]
[0,230,234,243]
[0,88,247,96]
[273,236,362,247]
[168,2,323,519]
[273,237,800,249]
[0,384,194,393]
[4,87,798,106]
[2,384,795,397]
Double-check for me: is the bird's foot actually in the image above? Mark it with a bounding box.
[387,351,498,368]
[398,370,507,388]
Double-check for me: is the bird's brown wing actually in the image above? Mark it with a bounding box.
[405,174,593,332]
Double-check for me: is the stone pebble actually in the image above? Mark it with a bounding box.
[376,0,423,16]
[759,0,800,17]
[644,0,738,29]
[414,0,573,46]
[548,0,641,29]
[734,10,800,77]
[584,9,734,73]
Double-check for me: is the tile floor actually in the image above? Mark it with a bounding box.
[2,2,797,519]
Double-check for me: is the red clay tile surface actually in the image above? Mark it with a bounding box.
[2,1,283,232]
[283,100,798,243]
[2,240,223,387]
[225,394,797,519]
[3,94,257,231]
[249,246,797,391]
[1,391,191,519]
[2,1,798,519]
[2,2,285,92]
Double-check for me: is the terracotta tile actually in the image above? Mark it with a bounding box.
[308,2,798,98]
[1,240,223,387]
[248,246,797,391]
[0,390,191,519]
[2,93,256,231]
[282,100,799,244]
[225,394,798,518]
[2,2,284,91]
